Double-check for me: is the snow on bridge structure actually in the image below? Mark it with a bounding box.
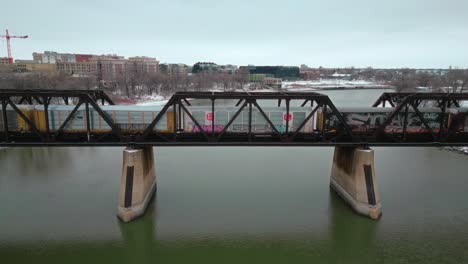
[1,89,468,222]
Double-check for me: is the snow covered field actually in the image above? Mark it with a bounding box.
[282,79,390,91]
[136,95,169,106]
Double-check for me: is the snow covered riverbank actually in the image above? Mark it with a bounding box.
[443,147,468,155]
[135,95,170,106]
[282,79,391,91]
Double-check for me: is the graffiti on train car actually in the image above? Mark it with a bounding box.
[192,125,225,132]
[229,124,271,131]
[327,112,444,133]
[189,124,302,133]
[274,125,288,132]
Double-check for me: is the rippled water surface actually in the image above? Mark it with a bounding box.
[1,89,468,263]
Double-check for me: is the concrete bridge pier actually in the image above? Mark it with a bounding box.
[118,146,156,222]
[330,146,382,220]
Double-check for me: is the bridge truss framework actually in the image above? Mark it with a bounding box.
[1,90,468,147]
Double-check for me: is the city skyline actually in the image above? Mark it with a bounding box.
[2,0,468,68]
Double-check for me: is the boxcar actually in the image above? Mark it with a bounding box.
[33,105,172,132]
[0,105,35,132]
[318,107,453,133]
[182,106,316,133]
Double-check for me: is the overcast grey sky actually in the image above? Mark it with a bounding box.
[1,0,468,68]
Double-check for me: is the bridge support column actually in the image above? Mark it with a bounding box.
[330,147,381,220]
[118,146,156,222]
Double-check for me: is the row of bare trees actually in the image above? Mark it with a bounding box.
[103,61,249,98]
[0,69,250,99]
[391,69,468,93]
[113,70,249,98]
[2,66,468,96]
[0,72,97,90]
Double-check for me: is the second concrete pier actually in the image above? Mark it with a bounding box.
[330,146,382,219]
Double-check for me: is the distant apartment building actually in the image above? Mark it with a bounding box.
[219,64,238,74]
[75,54,93,62]
[91,55,126,80]
[128,56,158,65]
[38,51,77,64]
[56,61,97,76]
[263,77,282,88]
[41,51,59,64]
[127,56,158,74]
[160,63,190,75]
[192,62,238,74]
[15,60,57,74]
[240,65,300,80]
[0,65,15,73]
[32,53,43,63]
[33,51,86,64]
[30,51,159,79]
[0,57,9,65]
[90,55,159,80]
[0,58,15,72]
[249,73,268,82]
[192,62,219,73]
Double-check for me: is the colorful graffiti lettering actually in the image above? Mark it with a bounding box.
[327,111,444,132]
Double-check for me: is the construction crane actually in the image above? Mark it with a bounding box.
[0,29,28,64]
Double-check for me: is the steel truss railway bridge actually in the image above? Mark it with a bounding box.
[1,89,468,147]
[1,89,468,222]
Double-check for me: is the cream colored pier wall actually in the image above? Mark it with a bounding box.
[118,146,156,222]
[330,147,382,220]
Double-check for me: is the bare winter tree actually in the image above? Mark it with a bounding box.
[445,69,468,93]
[234,69,249,90]
[392,69,417,93]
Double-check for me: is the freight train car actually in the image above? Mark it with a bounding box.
[318,107,457,133]
[447,108,468,133]
[2,104,468,136]
[182,106,316,133]
[35,105,173,132]
[0,105,35,132]
[0,105,172,133]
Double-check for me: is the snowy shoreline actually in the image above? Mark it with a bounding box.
[282,79,391,91]
[444,147,468,155]
[135,95,170,106]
